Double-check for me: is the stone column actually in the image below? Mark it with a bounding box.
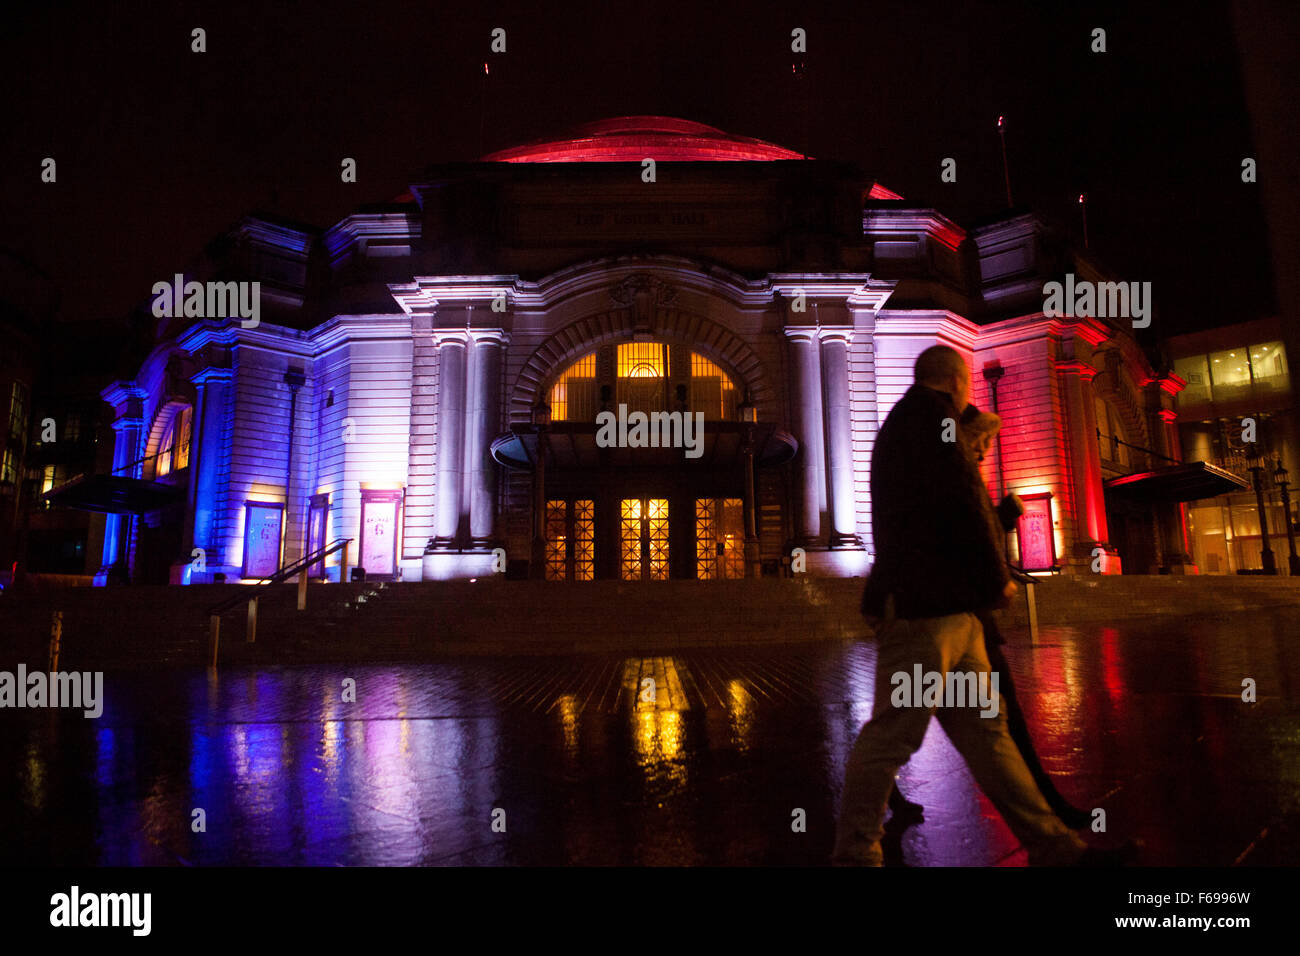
[184,368,232,580]
[819,328,861,546]
[467,330,508,547]
[431,332,468,548]
[95,387,145,585]
[785,327,827,545]
[404,314,439,564]
[1154,407,1196,572]
[1058,360,1117,571]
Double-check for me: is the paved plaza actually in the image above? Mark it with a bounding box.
[2,607,1297,866]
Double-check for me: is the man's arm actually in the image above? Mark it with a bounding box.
[928,429,1012,599]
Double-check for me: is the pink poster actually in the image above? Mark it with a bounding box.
[1016,495,1055,571]
[361,498,398,577]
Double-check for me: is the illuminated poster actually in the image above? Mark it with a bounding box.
[1016,494,1055,572]
[307,494,328,577]
[243,502,284,579]
[360,491,402,579]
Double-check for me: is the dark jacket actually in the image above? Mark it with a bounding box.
[860,384,1010,619]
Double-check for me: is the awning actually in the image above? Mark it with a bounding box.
[1104,461,1249,503]
[491,421,798,471]
[42,474,187,514]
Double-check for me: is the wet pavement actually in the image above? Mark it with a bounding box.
[2,607,1298,866]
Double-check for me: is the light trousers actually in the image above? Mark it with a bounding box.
[833,610,1087,866]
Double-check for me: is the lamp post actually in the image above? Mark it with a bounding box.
[530,399,550,580]
[1248,455,1277,574]
[1274,459,1300,576]
[738,395,761,579]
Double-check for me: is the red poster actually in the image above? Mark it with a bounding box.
[1016,495,1055,572]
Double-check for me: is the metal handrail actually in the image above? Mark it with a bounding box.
[207,537,353,616]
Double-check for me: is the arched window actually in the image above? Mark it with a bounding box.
[156,405,193,477]
[548,344,739,421]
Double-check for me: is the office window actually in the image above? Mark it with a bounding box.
[1248,342,1289,396]
[1173,355,1211,406]
[1209,349,1251,403]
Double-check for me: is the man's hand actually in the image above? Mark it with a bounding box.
[993,579,1018,609]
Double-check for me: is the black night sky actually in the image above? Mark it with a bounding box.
[1,1,1280,356]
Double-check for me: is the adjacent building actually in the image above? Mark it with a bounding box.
[1168,318,1297,574]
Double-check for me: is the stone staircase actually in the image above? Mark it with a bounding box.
[1,574,1297,668]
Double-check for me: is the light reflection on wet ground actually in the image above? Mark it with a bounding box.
[2,607,1298,866]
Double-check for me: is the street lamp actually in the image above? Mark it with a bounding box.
[737,395,760,578]
[1274,459,1300,576]
[530,399,551,579]
[1247,454,1277,574]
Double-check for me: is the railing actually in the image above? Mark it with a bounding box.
[207,537,353,666]
[1007,565,1041,643]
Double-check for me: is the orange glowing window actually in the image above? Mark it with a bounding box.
[689,352,737,420]
[156,405,193,477]
[549,353,597,422]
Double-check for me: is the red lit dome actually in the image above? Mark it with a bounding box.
[481,116,806,163]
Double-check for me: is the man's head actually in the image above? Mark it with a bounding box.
[915,345,971,410]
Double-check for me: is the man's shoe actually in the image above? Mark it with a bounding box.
[1072,840,1141,866]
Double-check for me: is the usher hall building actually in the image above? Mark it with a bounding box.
[59,117,1235,586]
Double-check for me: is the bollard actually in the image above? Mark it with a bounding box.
[1025,580,1039,644]
[297,567,308,611]
[246,596,258,644]
[209,615,221,667]
[48,611,63,671]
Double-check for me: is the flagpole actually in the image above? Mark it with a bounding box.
[997,115,1013,207]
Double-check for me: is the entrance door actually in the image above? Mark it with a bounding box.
[619,497,669,580]
[545,498,595,580]
[695,497,744,579]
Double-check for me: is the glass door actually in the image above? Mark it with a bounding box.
[620,497,669,580]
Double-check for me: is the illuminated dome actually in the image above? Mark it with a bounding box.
[481,116,806,163]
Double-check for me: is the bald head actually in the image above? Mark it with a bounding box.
[915,345,971,409]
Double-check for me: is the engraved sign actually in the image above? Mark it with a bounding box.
[1016,494,1055,572]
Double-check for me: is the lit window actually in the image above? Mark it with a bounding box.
[1248,342,1289,395]
[689,352,738,420]
[1173,355,1211,407]
[1,448,17,484]
[8,382,29,444]
[549,353,597,422]
[156,405,193,477]
[1209,349,1251,401]
[617,343,670,415]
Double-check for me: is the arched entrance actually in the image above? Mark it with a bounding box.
[493,336,795,579]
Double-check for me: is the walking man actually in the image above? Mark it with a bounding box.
[833,345,1126,866]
